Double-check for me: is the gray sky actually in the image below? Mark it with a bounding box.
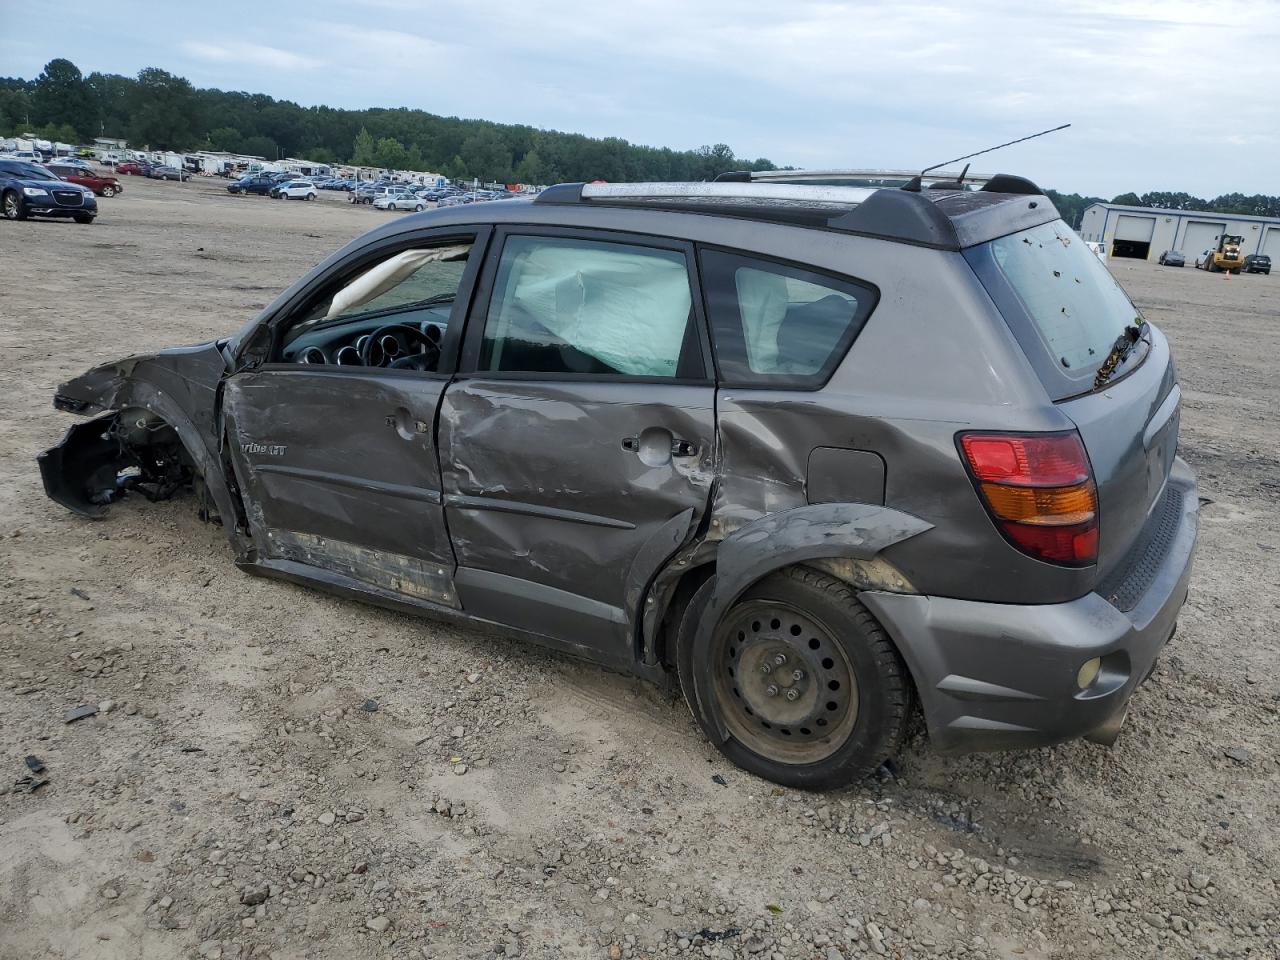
[6,0,1278,197]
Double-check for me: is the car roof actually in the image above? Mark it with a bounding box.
[526,174,1058,251]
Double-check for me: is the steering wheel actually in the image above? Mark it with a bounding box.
[359,323,441,371]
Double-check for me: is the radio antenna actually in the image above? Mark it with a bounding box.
[903,123,1071,190]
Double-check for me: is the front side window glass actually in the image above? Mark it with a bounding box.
[479,235,695,377]
[283,243,472,348]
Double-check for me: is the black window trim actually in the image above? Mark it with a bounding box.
[455,224,715,386]
[694,243,881,391]
[242,224,492,381]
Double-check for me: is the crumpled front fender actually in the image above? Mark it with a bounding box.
[38,342,247,553]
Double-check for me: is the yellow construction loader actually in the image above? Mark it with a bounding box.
[1204,234,1245,273]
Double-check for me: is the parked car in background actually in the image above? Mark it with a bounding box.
[0,158,97,223]
[372,190,425,211]
[149,166,189,182]
[351,184,402,205]
[1243,254,1271,275]
[47,164,124,197]
[116,161,148,176]
[271,180,319,201]
[37,174,1198,788]
[1157,250,1185,267]
[227,173,278,196]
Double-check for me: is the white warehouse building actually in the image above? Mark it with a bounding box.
[1080,203,1280,263]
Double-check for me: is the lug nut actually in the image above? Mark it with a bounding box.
[792,669,805,682]
[773,653,787,666]
[760,663,771,675]
[765,685,779,697]
[785,689,800,702]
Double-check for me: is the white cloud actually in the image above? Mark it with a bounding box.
[181,40,323,72]
[18,0,1280,195]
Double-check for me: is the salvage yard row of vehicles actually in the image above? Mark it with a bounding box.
[224,171,521,211]
[38,171,1199,788]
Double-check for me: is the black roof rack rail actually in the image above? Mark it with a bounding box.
[529,178,1051,252]
[534,182,586,204]
[827,190,960,250]
[981,173,1042,195]
[713,170,752,182]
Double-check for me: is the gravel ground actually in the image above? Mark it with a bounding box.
[1,174,1277,960]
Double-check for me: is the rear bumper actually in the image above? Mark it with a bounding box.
[861,457,1198,753]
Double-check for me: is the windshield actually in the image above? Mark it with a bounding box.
[6,161,56,180]
[988,221,1142,374]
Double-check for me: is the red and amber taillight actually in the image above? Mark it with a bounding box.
[958,431,1098,566]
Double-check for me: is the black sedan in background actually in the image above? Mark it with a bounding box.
[1243,253,1271,275]
[149,165,190,181]
[1157,249,1186,267]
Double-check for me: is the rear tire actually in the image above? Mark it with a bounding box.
[676,565,911,790]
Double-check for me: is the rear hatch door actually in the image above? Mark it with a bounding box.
[966,219,1179,581]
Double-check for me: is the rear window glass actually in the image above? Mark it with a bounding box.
[700,249,875,387]
[989,221,1142,373]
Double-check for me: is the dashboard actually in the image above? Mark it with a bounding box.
[280,305,451,368]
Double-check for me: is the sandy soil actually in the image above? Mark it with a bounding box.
[1,174,1277,960]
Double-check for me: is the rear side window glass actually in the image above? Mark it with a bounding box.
[989,221,1142,372]
[480,235,698,378]
[700,249,875,387]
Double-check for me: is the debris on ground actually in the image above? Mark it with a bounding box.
[63,704,98,724]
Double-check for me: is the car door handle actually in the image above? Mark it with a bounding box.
[621,434,697,458]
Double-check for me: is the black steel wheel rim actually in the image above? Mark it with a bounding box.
[711,599,858,764]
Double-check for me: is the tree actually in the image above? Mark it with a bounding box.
[207,127,243,152]
[0,86,32,134]
[127,68,197,148]
[372,136,408,170]
[31,59,97,139]
[351,126,375,165]
[240,135,278,160]
[1111,192,1141,206]
[86,71,133,139]
[459,128,512,182]
[514,148,547,186]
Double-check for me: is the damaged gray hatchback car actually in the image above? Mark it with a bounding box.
[39,173,1198,789]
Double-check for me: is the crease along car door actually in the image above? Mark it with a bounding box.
[222,230,487,606]
[439,229,717,667]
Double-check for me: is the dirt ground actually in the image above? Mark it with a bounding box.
[1,174,1277,960]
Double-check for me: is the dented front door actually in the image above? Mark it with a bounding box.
[223,369,457,605]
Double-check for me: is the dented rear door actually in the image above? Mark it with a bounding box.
[438,228,717,664]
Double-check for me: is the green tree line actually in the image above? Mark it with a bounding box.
[0,58,777,183]
[4,59,1276,212]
